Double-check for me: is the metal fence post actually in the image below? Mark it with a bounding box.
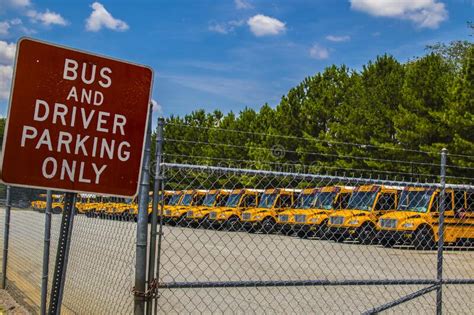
[135,105,153,315]
[436,148,447,315]
[40,190,53,315]
[1,185,11,289]
[147,117,164,315]
[48,192,77,315]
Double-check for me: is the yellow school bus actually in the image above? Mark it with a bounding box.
[102,197,130,218]
[145,190,175,222]
[208,189,263,231]
[277,186,354,238]
[163,190,208,226]
[76,194,99,214]
[276,188,319,235]
[328,185,402,244]
[89,196,110,218]
[31,194,48,212]
[186,189,231,228]
[31,194,64,214]
[241,188,299,233]
[128,191,176,222]
[377,187,473,249]
[162,190,184,223]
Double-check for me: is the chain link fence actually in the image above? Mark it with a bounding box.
[0,184,137,314]
[153,163,473,314]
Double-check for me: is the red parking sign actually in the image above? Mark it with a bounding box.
[0,38,153,197]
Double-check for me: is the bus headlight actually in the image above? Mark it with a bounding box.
[310,217,319,223]
[349,220,359,225]
[403,222,414,228]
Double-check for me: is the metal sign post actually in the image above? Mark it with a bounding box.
[40,190,53,315]
[1,185,11,289]
[48,192,77,315]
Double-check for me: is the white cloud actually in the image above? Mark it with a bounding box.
[10,18,22,25]
[0,41,16,65]
[0,41,15,101]
[27,9,67,26]
[326,35,351,42]
[0,22,10,36]
[309,44,329,60]
[86,2,129,32]
[209,20,244,34]
[209,23,228,34]
[235,0,252,9]
[0,65,13,101]
[0,0,31,8]
[151,99,162,114]
[247,14,286,37]
[0,19,24,36]
[350,0,448,28]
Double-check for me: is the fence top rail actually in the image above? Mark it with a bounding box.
[161,163,474,190]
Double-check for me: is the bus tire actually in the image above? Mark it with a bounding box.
[261,217,275,234]
[317,221,329,240]
[413,226,435,250]
[227,216,240,231]
[358,223,377,245]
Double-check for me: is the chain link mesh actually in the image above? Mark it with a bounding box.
[0,184,136,314]
[155,163,473,314]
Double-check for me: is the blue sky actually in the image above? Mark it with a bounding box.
[0,0,472,120]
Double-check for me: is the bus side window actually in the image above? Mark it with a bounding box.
[242,195,256,207]
[247,195,256,207]
[375,193,396,211]
[216,195,226,206]
[279,195,293,208]
[337,193,351,210]
[445,192,453,211]
[194,195,205,206]
[433,192,453,212]
[454,191,465,210]
[467,192,474,212]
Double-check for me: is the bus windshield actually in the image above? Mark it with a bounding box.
[180,194,194,206]
[52,196,63,203]
[168,194,181,206]
[397,190,433,213]
[347,191,377,211]
[294,193,317,209]
[225,194,242,207]
[258,193,277,208]
[202,193,217,207]
[314,192,336,210]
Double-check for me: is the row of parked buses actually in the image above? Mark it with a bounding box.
[30,185,473,249]
[158,185,474,249]
[31,194,138,217]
